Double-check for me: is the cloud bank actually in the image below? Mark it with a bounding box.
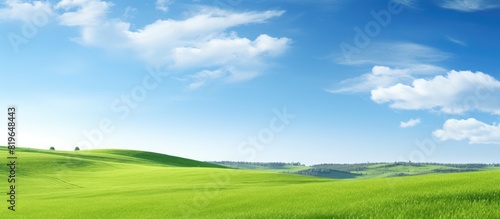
[371,70,500,115]
[434,118,500,144]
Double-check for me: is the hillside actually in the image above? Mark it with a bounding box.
[0,146,226,173]
[1,146,499,218]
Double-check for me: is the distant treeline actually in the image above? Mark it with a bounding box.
[211,161,500,170]
[428,163,500,168]
[210,161,304,169]
[313,162,500,170]
[311,163,372,172]
[295,168,362,178]
[431,168,480,173]
[388,168,481,177]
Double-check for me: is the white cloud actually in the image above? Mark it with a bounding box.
[440,0,500,12]
[328,65,444,93]
[434,118,500,144]
[53,1,290,89]
[400,118,421,128]
[56,0,112,26]
[0,0,52,21]
[332,42,448,94]
[171,33,288,69]
[156,0,172,13]
[328,66,412,93]
[371,70,500,115]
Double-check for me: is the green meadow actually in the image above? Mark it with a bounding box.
[1,146,499,218]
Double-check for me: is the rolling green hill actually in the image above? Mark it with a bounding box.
[3,147,227,170]
[1,146,499,218]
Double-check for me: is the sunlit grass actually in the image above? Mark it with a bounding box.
[1,147,498,218]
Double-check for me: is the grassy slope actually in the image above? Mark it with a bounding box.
[7,147,227,169]
[1,147,499,218]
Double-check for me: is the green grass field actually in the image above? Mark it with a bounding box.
[1,146,499,218]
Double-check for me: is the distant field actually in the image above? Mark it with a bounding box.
[1,146,499,218]
[209,161,310,172]
[211,161,500,179]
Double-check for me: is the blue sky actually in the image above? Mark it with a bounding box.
[1,0,500,164]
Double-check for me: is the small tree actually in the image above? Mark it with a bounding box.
[49,146,55,150]
[74,147,80,151]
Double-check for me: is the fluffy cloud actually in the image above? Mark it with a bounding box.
[328,65,443,93]
[54,1,290,89]
[434,118,500,144]
[371,70,500,114]
[439,0,499,12]
[171,33,289,69]
[400,118,421,128]
[0,0,52,21]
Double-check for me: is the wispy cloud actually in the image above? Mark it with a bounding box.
[332,42,448,93]
[392,0,418,8]
[336,42,450,68]
[400,118,421,128]
[186,69,226,90]
[434,118,500,144]
[447,36,467,46]
[439,0,500,12]
[122,6,137,20]
[328,64,446,93]
[328,66,413,93]
[257,0,340,11]
[156,0,172,13]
